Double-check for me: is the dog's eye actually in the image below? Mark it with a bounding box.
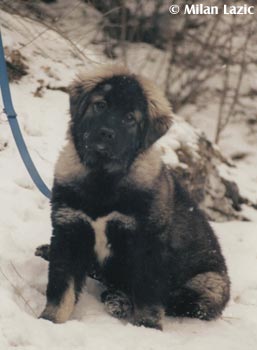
[125,112,136,124]
[93,100,107,113]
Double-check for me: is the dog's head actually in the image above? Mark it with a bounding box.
[69,65,172,174]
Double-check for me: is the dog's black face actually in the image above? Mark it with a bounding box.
[71,76,148,174]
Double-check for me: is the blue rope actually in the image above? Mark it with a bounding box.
[0,31,51,199]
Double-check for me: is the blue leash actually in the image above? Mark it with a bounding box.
[0,31,51,199]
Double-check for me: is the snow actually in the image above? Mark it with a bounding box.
[0,8,257,350]
[156,116,201,167]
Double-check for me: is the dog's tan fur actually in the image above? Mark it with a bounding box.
[41,279,75,323]
[54,132,87,183]
[185,272,230,310]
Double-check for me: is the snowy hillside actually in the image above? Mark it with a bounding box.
[0,8,257,350]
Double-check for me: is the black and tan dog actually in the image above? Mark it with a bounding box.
[38,65,230,330]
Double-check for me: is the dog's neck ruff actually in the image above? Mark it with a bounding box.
[54,138,88,184]
[127,145,162,188]
[55,128,162,192]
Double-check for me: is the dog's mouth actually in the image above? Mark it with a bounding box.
[83,143,117,166]
[93,143,112,158]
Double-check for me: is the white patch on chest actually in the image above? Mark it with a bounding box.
[53,206,136,264]
[91,212,136,264]
[91,216,110,264]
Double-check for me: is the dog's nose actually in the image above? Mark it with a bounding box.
[99,127,115,141]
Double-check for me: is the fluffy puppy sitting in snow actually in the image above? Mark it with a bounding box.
[38,65,230,330]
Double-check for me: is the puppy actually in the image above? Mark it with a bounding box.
[39,65,230,330]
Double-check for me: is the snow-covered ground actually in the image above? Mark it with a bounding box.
[1,9,257,350]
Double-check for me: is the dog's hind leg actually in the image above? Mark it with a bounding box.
[166,272,230,320]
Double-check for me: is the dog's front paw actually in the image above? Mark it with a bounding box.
[101,290,133,319]
[39,308,56,323]
[133,306,163,330]
[39,303,68,324]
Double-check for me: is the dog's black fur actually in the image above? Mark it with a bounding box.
[39,65,230,330]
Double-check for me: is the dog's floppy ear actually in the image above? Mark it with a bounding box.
[69,81,90,121]
[144,113,172,148]
[138,76,173,148]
